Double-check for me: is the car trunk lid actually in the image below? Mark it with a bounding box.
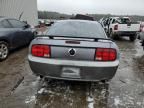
[34,37,112,61]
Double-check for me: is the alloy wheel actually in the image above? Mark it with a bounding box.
[0,43,8,60]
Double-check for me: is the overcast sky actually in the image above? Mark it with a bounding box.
[37,0,144,15]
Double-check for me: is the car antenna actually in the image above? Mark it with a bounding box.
[19,12,24,20]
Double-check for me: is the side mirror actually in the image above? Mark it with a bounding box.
[24,24,30,29]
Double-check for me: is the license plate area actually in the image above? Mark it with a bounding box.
[127,23,131,26]
[61,67,80,78]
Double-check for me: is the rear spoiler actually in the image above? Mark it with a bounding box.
[35,35,113,42]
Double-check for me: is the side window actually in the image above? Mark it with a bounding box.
[8,19,25,28]
[112,19,116,24]
[105,19,109,26]
[109,18,112,24]
[103,20,107,26]
[1,20,12,28]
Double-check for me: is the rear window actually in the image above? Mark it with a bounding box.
[47,20,106,39]
[8,19,26,28]
[1,20,12,28]
[117,18,130,24]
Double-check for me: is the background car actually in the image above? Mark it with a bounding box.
[138,22,144,49]
[101,17,140,41]
[28,20,119,82]
[71,14,95,21]
[0,17,35,61]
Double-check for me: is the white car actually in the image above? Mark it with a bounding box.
[138,23,144,49]
[101,17,140,41]
[139,22,144,40]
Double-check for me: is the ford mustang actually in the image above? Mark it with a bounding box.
[28,20,119,82]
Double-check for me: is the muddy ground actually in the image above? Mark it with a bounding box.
[0,37,144,108]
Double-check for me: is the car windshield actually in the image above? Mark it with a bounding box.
[47,20,107,39]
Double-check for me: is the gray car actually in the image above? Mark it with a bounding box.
[0,17,35,61]
[28,20,119,82]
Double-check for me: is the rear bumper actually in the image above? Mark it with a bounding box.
[114,31,137,36]
[28,55,119,81]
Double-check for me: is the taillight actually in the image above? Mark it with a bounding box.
[95,48,116,61]
[31,45,51,57]
[114,25,118,30]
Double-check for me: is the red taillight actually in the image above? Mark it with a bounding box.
[95,48,116,61]
[65,40,80,44]
[114,25,118,30]
[31,45,51,57]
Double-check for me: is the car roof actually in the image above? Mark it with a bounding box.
[0,17,5,21]
[56,19,99,24]
[0,16,4,18]
[0,17,11,22]
[111,17,129,19]
[110,17,120,19]
[0,17,19,21]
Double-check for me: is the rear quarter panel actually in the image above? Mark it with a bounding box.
[0,29,13,48]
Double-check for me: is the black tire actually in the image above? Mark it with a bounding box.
[129,34,137,42]
[0,41,9,61]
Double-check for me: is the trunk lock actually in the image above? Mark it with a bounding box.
[69,48,76,56]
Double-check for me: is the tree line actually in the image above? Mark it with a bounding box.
[38,11,144,21]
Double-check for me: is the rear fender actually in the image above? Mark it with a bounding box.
[0,37,11,48]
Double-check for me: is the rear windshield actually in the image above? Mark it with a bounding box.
[46,20,106,39]
[117,18,130,24]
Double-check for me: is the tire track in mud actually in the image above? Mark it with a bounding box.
[86,82,109,108]
[35,79,88,108]
[11,76,24,91]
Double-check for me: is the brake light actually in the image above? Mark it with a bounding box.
[65,40,80,44]
[31,45,51,57]
[95,48,116,61]
[114,25,118,30]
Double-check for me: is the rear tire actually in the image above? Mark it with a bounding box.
[0,41,9,61]
[129,34,136,42]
